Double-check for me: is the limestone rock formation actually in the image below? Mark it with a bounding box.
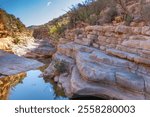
[12,40,56,60]
[43,24,150,99]
[0,50,44,76]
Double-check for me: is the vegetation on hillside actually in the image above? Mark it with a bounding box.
[0,9,31,39]
[68,0,117,26]
[33,0,118,42]
[0,8,32,46]
[33,0,150,44]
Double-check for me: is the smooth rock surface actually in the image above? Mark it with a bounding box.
[116,72,145,92]
[13,40,56,59]
[44,42,150,99]
[70,66,145,99]
[0,50,44,76]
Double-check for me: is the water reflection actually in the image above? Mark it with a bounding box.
[0,73,26,100]
[0,70,68,100]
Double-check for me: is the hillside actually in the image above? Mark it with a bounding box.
[32,0,150,45]
[0,9,30,38]
[0,9,32,51]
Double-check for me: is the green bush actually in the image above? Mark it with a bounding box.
[48,17,69,42]
[68,0,116,26]
[53,60,68,74]
[124,14,133,26]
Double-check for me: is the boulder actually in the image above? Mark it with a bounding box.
[115,25,131,34]
[44,41,150,100]
[0,50,44,76]
[76,52,116,84]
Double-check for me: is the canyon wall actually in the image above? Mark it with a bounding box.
[44,24,150,99]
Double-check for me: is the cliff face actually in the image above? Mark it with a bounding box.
[42,0,150,99]
[43,24,150,100]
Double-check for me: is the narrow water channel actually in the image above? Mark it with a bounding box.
[0,66,105,100]
[0,69,68,100]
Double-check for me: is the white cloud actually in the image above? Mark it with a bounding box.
[47,1,52,6]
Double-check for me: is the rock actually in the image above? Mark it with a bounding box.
[54,76,59,82]
[53,53,75,65]
[100,46,106,51]
[43,62,57,78]
[43,22,150,99]
[131,27,142,34]
[143,76,150,94]
[134,57,150,65]
[115,25,131,34]
[89,50,131,68]
[57,42,75,58]
[70,66,145,99]
[85,26,102,32]
[106,48,138,61]
[74,38,91,46]
[142,26,150,35]
[30,46,55,56]
[44,42,150,99]
[106,49,127,59]
[102,26,115,32]
[0,50,44,76]
[87,34,97,40]
[58,73,73,97]
[85,26,94,31]
[76,52,116,84]
[53,53,75,73]
[107,48,150,66]
[43,52,75,78]
[13,40,56,59]
[82,38,93,46]
[116,72,145,92]
[57,42,95,58]
[140,40,150,50]
[122,40,140,49]
[93,43,99,48]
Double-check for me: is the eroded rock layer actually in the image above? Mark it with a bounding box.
[43,25,150,100]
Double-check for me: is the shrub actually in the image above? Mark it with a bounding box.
[98,6,117,24]
[53,60,68,74]
[48,17,69,43]
[68,0,116,27]
[124,14,133,26]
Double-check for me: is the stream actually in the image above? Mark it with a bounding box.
[0,67,68,100]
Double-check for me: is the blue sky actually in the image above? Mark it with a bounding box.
[0,0,85,26]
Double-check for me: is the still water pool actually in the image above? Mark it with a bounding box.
[0,70,68,100]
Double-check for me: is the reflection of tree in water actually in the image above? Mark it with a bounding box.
[0,73,26,100]
[43,76,68,100]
